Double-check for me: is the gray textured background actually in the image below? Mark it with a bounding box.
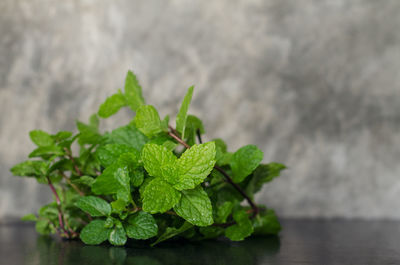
[1,0,400,221]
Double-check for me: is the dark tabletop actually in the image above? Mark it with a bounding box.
[1,219,400,265]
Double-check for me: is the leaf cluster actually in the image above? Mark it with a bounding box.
[11,71,286,246]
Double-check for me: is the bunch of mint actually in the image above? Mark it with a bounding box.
[11,71,286,246]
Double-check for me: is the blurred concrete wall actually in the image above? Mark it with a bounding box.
[1,0,400,220]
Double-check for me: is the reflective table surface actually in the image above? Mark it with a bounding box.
[1,219,400,265]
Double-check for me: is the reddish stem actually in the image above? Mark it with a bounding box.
[47,176,69,237]
[64,148,82,176]
[61,173,84,196]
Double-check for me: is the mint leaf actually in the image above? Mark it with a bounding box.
[72,175,95,187]
[215,201,234,223]
[91,164,130,198]
[142,178,181,213]
[21,213,37,221]
[80,220,110,245]
[10,160,48,177]
[130,167,145,187]
[35,220,53,235]
[141,144,177,178]
[29,145,64,158]
[253,209,281,235]
[125,211,158,240]
[52,131,73,142]
[109,225,127,246]
[225,210,254,241]
[134,105,162,137]
[213,138,229,166]
[160,164,179,185]
[176,86,194,139]
[77,120,102,146]
[160,115,170,132]
[199,226,224,239]
[184,115,205,145]
[75,196,111,217]
[124,70,145,111]
[96,144,138,168]
[29,130,54,147]
[148,135,177,151]
[230,145,263,183]
[174,142,216,190]
[245,163,286,198]
[110,199,127,214]
[89,114,100,128]
[151,222,193,246]
[107,124,148,151]
[98,92,127,118]
[174,186,213,226]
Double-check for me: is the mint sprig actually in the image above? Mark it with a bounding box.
[10,70,286,246]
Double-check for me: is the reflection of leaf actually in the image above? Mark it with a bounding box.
[29,230,279,265]
[109,247,127,265]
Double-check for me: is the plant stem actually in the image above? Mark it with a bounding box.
[196,129,203,144]
[64,148,82,176]
[168,127,259,217]
[46,176,69,238]
[61,172,84,196]
[168,131,190,149]
[214,165,259,217]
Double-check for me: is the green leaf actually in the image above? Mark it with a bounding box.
[141,144,177,178]
[76,120,102,146]
[184,115,205,145]
[109,225,127,246]
[91,164,130,199]
[245,163,286,198]
[72,175,95,187]
[10,160,48,177]
[111,199,127,213]
[96,144,138,168]
[89,114,100,128]
[215,201,234,223]
[142,178,181,213]
[134,105,162,137]
[174,142,216,190]
[21,213,37,221]
[124,70,145,111]
[104,217,115,228]
[199,226,224,239]
[28,145,65,158]
[213,138,229,166]
[225,210,254,241]
[38,202,59,218]
[107,124,148,151]
[80,220,110,245]
[52,131,73,142]
[75,196,111,217]
[174,186,213,226]
[151,222,193,246]
[35,219,53,235]
[160,115,170,132]
[29,130,54,147]
[98,92,127,118]
[148,135,178,151]
[160,164,179,185]
[125,211,158,240]
[48,159,73,173]
[230,145,264,183]
[253,210,281,235]
[130,167,145,187]
[176,86,194,139]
